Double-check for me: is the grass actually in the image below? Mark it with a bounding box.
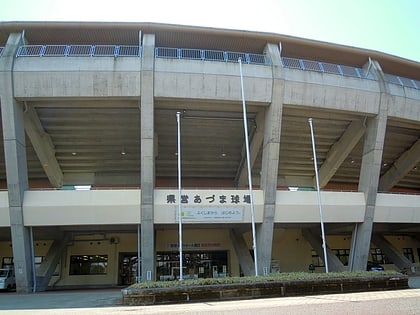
[129,271,403,289]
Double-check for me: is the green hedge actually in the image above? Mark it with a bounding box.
[129,271,402,289]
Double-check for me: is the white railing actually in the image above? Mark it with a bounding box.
[282,56,377,80]
[155,47,270,65]
[16,45,141,57]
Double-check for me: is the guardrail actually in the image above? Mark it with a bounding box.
[9,44,420,90]
[383,73,420,90]
[16,45,141,57]
[155,47,270,65]
[282,56,377,80]
[282,56,420,90]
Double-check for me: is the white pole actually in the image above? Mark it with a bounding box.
[308,118,329,273]
[176,111,184,281]
[239,58,259,277]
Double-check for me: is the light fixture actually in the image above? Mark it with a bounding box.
[74,185,91,191]
[121,149,126,155]
[71,152,77,156]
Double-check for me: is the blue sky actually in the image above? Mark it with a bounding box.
[1,0,419,62]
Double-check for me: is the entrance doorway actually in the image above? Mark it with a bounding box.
[156,251,228,280]
[118,253,139,285]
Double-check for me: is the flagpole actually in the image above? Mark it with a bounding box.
[239,58,259,277]
[308,118,329,273]
[176,111,184,281]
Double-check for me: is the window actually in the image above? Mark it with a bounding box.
[69,255,108,275]
[403,248,415,263]
[371,248,391,264]
[311,250,325,267]
[2,257,13,269]
[333,249,350,266]
[156,251,228,280]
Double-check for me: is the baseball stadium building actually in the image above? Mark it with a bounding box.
[0,22,419,293]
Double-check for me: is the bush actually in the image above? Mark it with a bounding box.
[129,271,402,289]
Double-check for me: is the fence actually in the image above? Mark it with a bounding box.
[16,45,141,57]
[7,44,420,90]
[282,56,377,80]
[154,47,270,65]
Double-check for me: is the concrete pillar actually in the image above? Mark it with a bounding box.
[349,60,389,271]
[0,33,33,293]
[256,43,283,275]
[140,34,156,281]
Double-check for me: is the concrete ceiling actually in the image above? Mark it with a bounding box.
[0,99,419,192]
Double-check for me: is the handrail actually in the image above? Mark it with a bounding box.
[282,56,377,80]
[383,73,420,90]
[282,56,420,90]
[16,45,142,57]
[155,47,271,65]
[11,44,420,89]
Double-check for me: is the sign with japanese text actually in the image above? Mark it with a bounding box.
[165,192,251,205]
[179,206,243,222]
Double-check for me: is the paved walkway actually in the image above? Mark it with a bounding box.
[1,288,420,315]
[0,276,418,314]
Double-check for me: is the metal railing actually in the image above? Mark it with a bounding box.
[281,56,377,80]
[383,73,420,90]
[155,47,270,65]
[10,44,420,90]
[0,47,3,57]
[16,45,141,57]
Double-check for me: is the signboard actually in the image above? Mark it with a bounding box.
[178,206,244,222]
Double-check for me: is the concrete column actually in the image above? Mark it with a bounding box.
[140,34,156,281]
[349,60,389,271]
[0,33,33,293]
[256,43,283,275]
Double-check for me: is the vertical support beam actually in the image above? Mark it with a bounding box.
[256,43,283,275]
[140,34,155,281]
[349,60,389,271]
[0,33,33,293]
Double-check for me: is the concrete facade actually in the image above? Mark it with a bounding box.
[0,22,420,292]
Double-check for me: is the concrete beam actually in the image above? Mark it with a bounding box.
[36,233,70,291]
[229,229,255,276]
[236,111,264,187]
[318,119,366,188]
[371,234,414,273]
[24,106,63,188]
[302,228,345,272]
[378,139,420,191]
